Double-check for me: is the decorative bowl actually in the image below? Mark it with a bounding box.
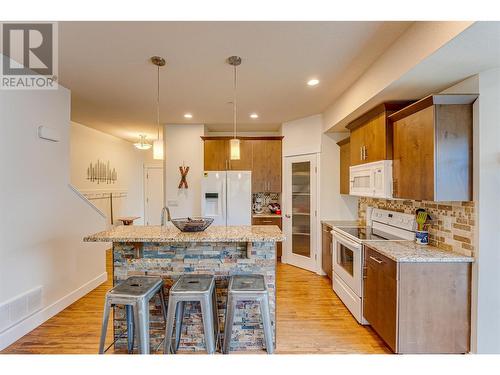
[171,217,214,232]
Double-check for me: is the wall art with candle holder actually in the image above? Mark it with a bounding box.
[87,160,117,184]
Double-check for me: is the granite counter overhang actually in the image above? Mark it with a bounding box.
[363,240,474,263]
[84,224,285,243]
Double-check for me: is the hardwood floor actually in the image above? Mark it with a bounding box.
[2,250,390,354]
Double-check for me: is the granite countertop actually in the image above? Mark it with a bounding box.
[321,220,361,228]
[252,213,282,218]
[365,241,474,263]
[84,225,285,243]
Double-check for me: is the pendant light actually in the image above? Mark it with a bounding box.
[134,135,152,150]
[227,56,242,160]
[151,56,166,160]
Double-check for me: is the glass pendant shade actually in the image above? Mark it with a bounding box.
[134,135,152,150]
[153,139,164,160]
[229,138,240,160]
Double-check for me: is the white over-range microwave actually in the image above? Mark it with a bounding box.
[349,160,392,199]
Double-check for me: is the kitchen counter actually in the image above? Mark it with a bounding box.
[321,220,361,228]
[84,224,284,243]
[365,241,474,263]
[252,213,282,218]
[83,224,281,353]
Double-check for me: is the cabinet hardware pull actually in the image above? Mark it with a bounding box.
[364,146,367,160]
[360,146,363,161]
[369,256,383,264]
[285,214,291,218]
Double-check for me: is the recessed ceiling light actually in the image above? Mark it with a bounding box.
[184,113,193,119]
[307,79,320,86]
[250,113,259,119]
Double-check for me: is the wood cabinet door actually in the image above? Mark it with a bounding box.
[266,140,282,192]
[393,106,435,200]
[251,140,268,192]
[321,224,332,279]
[363,113,389,163]
[364,247,398,352]
[204,139,228,171]
[350,127,365,166]
[228,139,253,171]
[339,140,350,194]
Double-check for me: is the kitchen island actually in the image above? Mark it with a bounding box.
[84,225,284,353]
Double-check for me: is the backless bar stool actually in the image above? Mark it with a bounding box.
[164,274,219,354]
[99,276,166,354]
[223,274,273,354]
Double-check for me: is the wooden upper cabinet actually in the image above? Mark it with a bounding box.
[228,140,253,171]
[202,137,282,193]
[347,102,412,166]
[251,140,282,193]
[203,139,228,171]
[390,94,477,201]
[337,137,350,195]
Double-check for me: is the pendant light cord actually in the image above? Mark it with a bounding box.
[156,65,160,140]
[233,64,237,140]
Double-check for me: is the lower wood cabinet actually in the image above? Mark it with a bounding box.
[363,246,471,354]
[252,216,282,259]
[321,223,333,279]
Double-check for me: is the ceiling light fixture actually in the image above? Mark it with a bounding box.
[307,78,320,86]
[250,113,259,119]
[227,55,242,160]
[184,113,193,119]
[151,56,166,160]
[134,135,152,150]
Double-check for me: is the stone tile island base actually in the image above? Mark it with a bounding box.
[112,241,276,353]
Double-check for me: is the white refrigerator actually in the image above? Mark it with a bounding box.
[201,171,252,226]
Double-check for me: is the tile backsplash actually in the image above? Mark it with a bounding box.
[252,192,280,214]
[358,197,476,257]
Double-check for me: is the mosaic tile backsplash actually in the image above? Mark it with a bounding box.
[252,192,280,214]
[358,197,476,257]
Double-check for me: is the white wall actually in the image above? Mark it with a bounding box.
[163,124,204,217]
[282,114,322,157]
[0,83,107,349]
[320,132,358,221]
[70,122,146,224]
[473,68,500,353]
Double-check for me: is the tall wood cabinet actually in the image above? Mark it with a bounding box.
[363,245,471,354]
[346,102,413,166]
[337,137,350,195]
[202,137,282,193]
[390,94,477,201]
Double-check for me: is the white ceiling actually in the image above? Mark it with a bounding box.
[59,21,412,142]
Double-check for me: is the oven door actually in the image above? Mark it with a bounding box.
[332,231,362,296]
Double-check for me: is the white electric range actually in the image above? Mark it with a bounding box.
[331,208,416,325]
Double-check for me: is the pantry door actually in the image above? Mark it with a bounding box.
[283,154,318,272]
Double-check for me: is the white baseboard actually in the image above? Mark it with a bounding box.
[0,272,107,351]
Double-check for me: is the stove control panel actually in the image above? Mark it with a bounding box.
[370,208,416,231]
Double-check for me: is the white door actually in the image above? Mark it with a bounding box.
[144,166,163,225]
[283,154,318,272]
[227,171,252,225]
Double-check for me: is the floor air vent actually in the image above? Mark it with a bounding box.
[0,286,43,333]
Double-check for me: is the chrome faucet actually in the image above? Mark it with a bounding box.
[161,206,171,226]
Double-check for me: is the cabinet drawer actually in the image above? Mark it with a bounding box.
[365,247,397,280]
[252,217,282,227]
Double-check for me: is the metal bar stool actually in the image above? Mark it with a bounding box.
[99,276,166,354]
[223,274,273,354]
[164,274,219,354]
